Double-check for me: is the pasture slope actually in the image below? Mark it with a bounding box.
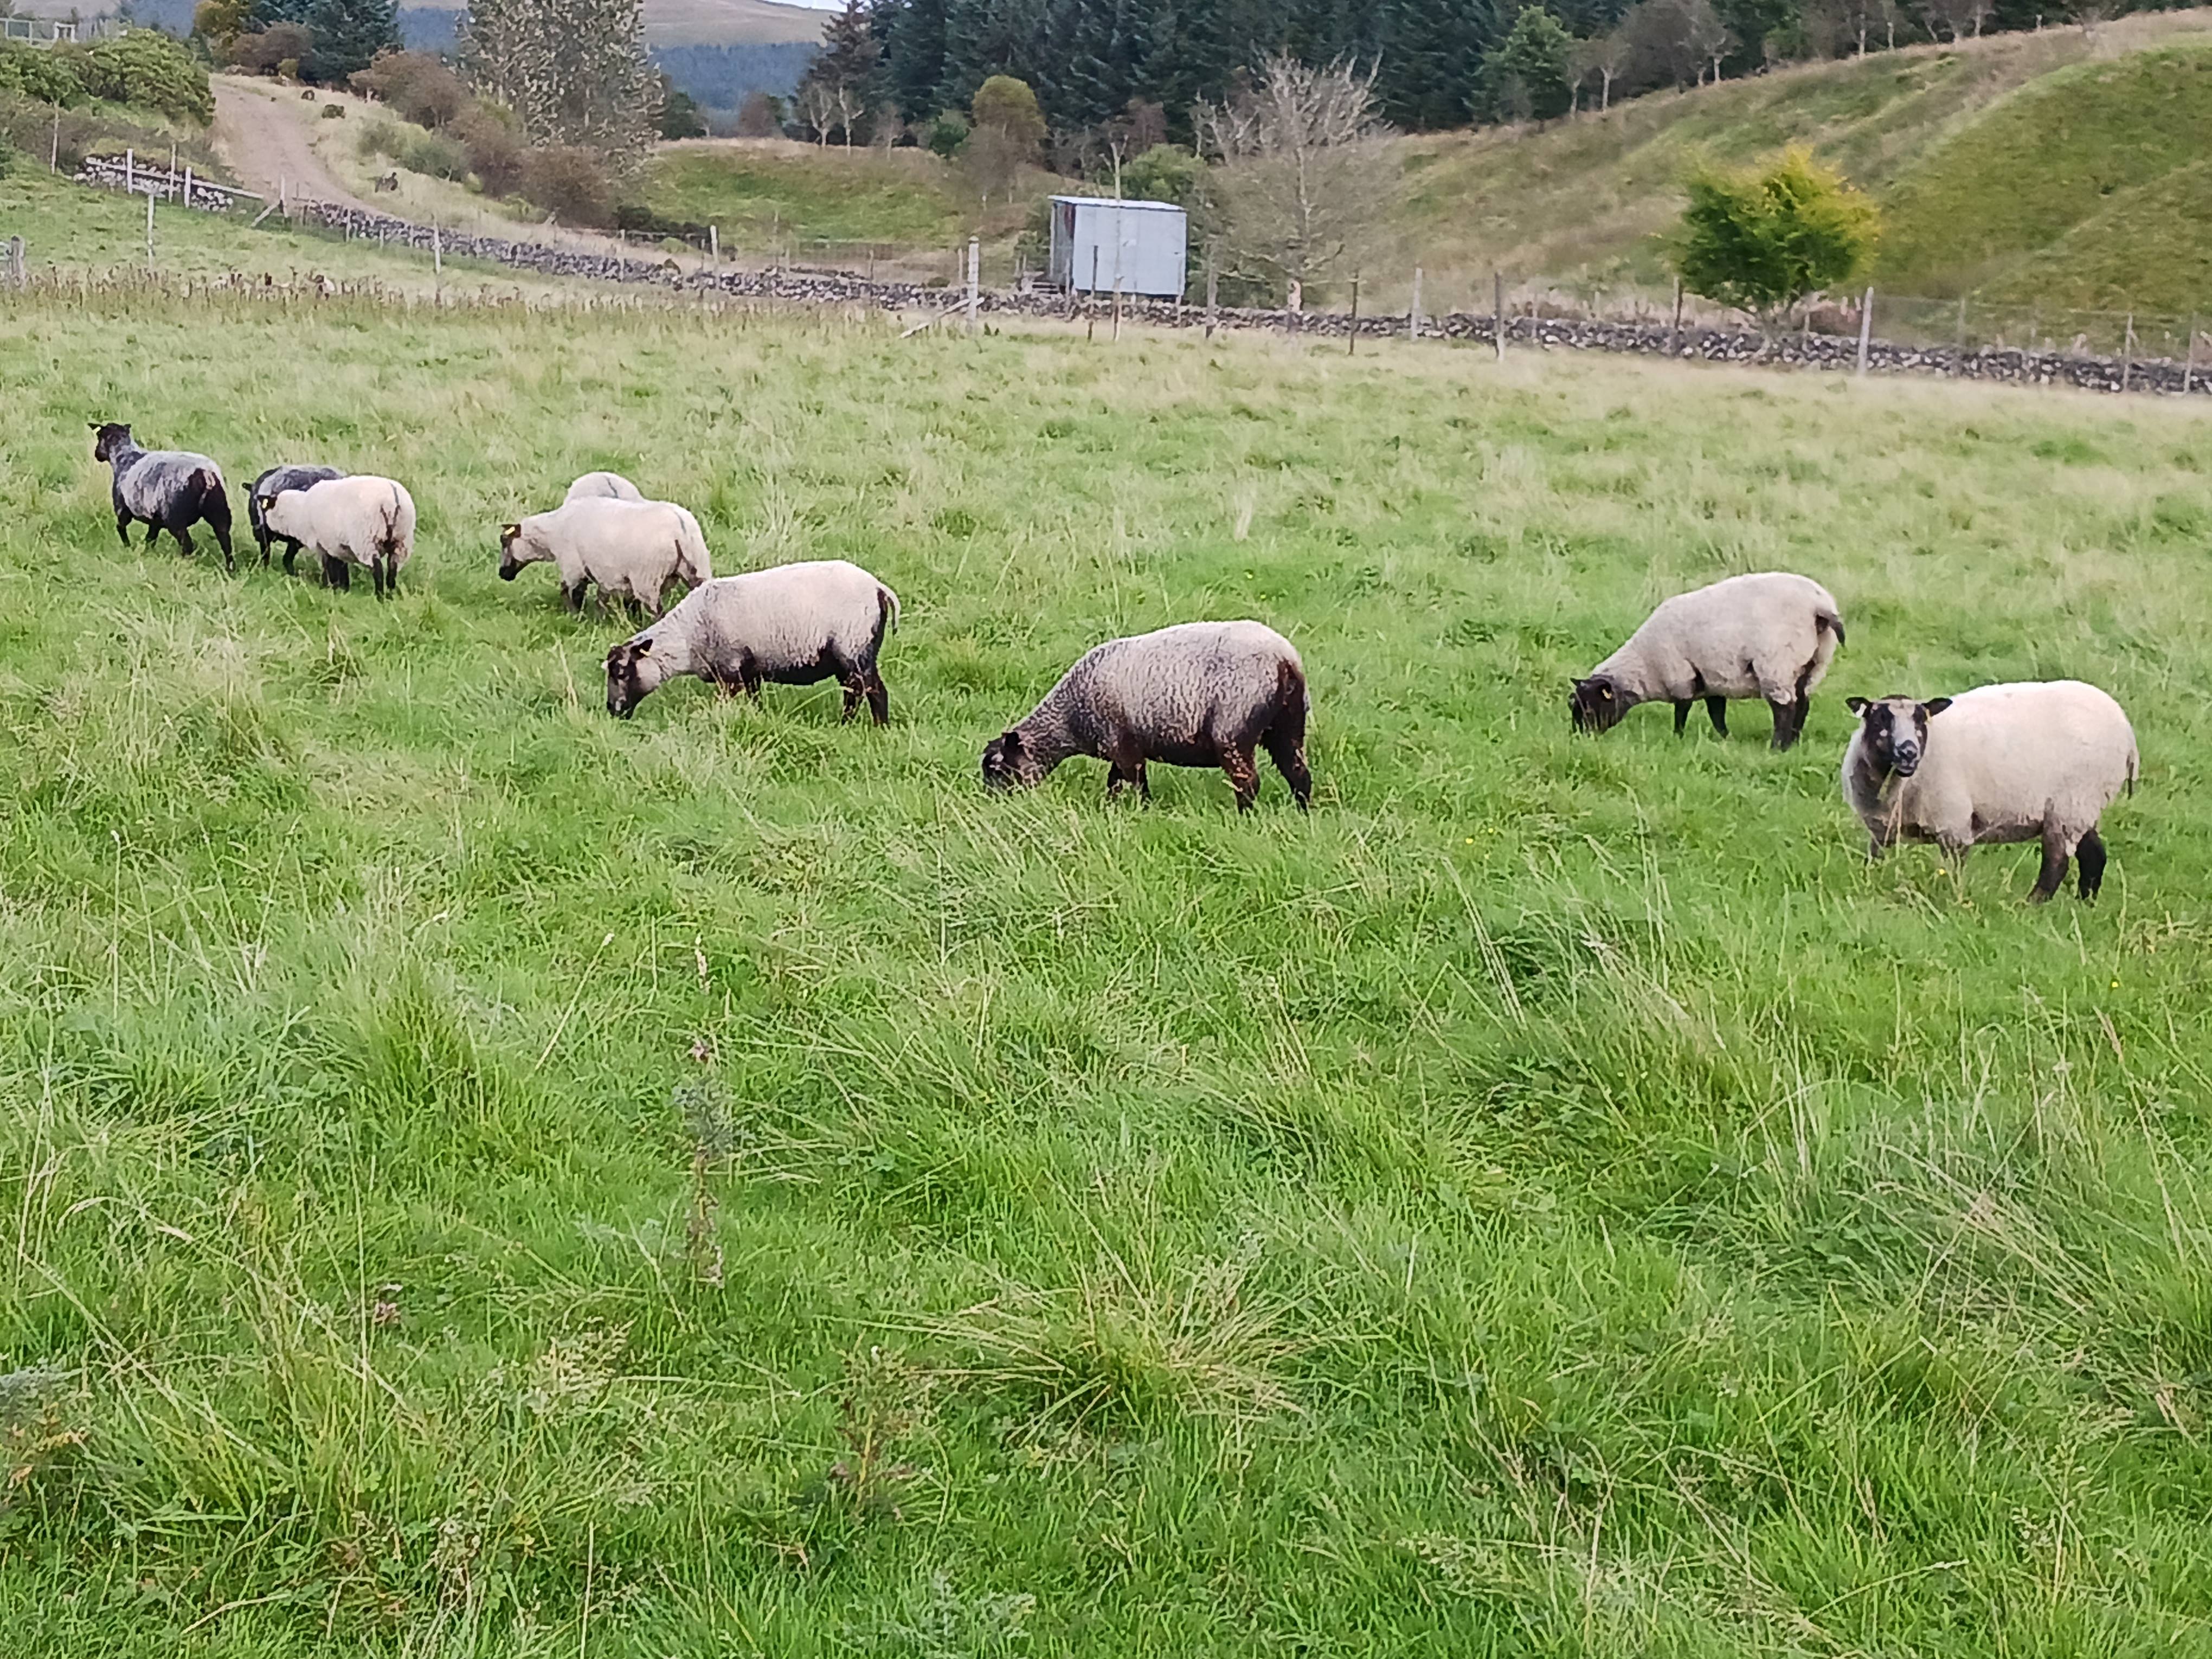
[4,281,2212,1657]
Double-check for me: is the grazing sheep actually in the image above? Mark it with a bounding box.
[604,560,899,722]
[981,620,1311,812]
[1842,680,2139,902]
[1570,571,1845,751]
[90,421,235,571]
[499,498,711,616]
[260,476,417,599]
[248,463,346,577]
[563,471,646,504]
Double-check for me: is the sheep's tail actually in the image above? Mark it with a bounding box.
[2127,741,2140,797]
[678,513,712,586]
[1816,606,1846,648]
[378,484,403,563]
[879,584,901,632]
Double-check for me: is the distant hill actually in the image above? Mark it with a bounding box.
[392,0,825,53]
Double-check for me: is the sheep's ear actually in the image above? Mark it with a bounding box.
[1844,697,1869,716]
[1922,697,1953,718]
[633,637,653,655]
[87,421,101,432]
[499,522,521,541]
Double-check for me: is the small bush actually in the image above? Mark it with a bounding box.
[0,40,87,106]
[352,49,468,130]
[320,101,345,119]
[453,104,524,196]
[67,33,215,124]
[396,126,467,179]
[230,23,313,78]
[519,144,614,226]
[733,90,782,137]
[922,109,967,158]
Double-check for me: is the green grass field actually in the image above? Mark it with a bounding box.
[646,142,978,249]
[4,278,2212,1656]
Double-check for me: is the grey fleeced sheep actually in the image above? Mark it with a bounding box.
[1571,571,1845,750]
[1842,680,2139,902]
[604,559,900,722]
[260,476,417,599]
[91,422,235,571]
[563,472,646,504]
[981,620,1312,811]
[249,464,347,577]
[500,498,711,616]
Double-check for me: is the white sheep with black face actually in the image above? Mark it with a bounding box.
[260,475,417,600]
[603,560,900,722]
[1842,680,2139,902]
[1571,571,1846,750]
[499,498,711,617]
[249,463,346,577]
[980,620,1313,812]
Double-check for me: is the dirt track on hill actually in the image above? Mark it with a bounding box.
[211,78,379,215]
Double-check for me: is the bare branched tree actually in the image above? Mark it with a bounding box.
[461,0,655,166]
[1571,33,1630,111]
[1193,55,1397,306]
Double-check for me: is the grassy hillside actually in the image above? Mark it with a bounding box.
[1374,10,2212,312]
[646,140,980,250]
[4,279,2212,1654]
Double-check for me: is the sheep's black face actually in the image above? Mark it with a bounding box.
[980,731,1038,790]
[90,421,131,463]
[605,642,647,718]
[1570,676,1626,735]
[497,524,523,581]
[1846,695,1952,779]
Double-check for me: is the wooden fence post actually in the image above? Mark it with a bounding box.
[50,105,59,173]
[1348,272,1359,356]
[1494,269,1504,361]
[966,234,979,336]
[144,187,154,272]
[7,236,24,288]
[1088,246,1098,342]
[433,221,442,298]
[2185,313,2199,395]
[1410,265,1422,340]
[1204,244,1217,342]
[709,223,718,261]
[1856,287,1874,377]
[2121,312,2134,393]
[1954,294,1966,369]
[124,146,133,196]
[182,165,192,210]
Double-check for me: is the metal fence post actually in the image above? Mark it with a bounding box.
[1856,287,1873,377]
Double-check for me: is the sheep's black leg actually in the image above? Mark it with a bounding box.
[1705,696,1728,737]
[2029,824,2069,904]
[383,555,398,598]
[173,524,196,560]
[114,512,133,548]
[839,677,864,723]
[1220,744,1261,813]
[144,522,164,551]
[326,556,350,591]
[865,671,890,727]
[1768,697,1799,751]
[1265,729,1312,811]
[281,543,298,575]
[2077,828,2107,901]
[1673,699,1692,736]
[210,519,234,574]
[562,580,587,613]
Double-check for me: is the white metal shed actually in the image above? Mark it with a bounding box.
[1047,196,1187,299]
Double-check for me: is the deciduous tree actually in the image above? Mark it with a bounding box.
[1673,145,1880,339]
